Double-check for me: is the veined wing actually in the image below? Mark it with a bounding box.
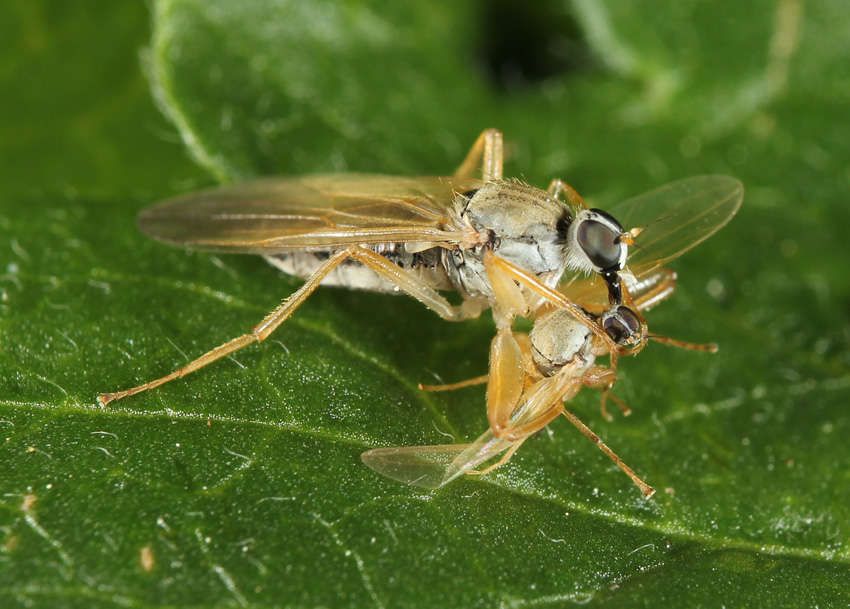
[559,176,743,307]
[611,175,743,275]
[361,430,519,489]
[363,363,568,488]
[138,174,484,254]
[558,273,608,309]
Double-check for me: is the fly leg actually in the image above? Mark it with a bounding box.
[600,390,632,419]
[486,328,525,435]
[485,326,565,442]
[559,407,655,498]
[340,246,487,321]
[416,252,529,394]
[98,247,361,405]
[595,385,630,421]
[483,251,617,349]
[466,439,525,476]
[577,365,631,420]
[547,179,588,211]
[419,375,489,392]
[98,245,486,405]
[453,129,503,181]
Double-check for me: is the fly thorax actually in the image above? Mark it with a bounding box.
[529,310,594,378]
[445,180,572,298]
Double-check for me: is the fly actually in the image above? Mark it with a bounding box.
[362,268,717,495]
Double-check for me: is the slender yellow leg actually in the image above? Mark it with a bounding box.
[486,328,525,435]
[342,246,486,321]
[577,365,628,420]
[483,251,616,350]
[599,389,632,421]
[630,269,677,310]
[547,178,588,211]
[454,129,503,182]
[489,344,580,442]
[99,245,487,405]
[97,248,358,405]
[483,250,529,325]
[419,375,489,392]
[467,440,525,476]
[560,408,655,498]
[630,269,719,352]
[492,404,564,442]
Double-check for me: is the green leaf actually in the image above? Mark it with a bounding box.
[0,2,208,200]
[2,0,850,607]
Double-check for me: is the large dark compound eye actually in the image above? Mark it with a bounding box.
[576,209,626,271]
[602,305,641,345]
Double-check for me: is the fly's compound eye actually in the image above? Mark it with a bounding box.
[575,209,627,272]
[601,305,641,345]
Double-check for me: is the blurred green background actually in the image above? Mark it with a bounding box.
[1,1,849,607]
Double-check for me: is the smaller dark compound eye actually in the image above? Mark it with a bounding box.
[576,209,626,271]
[602,306,641,345]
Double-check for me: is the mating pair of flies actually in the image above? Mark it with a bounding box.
[98,129,743,497]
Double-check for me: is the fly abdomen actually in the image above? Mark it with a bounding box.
[266,243,452,294]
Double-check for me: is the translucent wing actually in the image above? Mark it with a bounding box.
[560,176,743,307]
[611,175,743,275]
[558,274,608,310]
[361,430,518,489]
[138,174,484,254]
[363,366,570,488]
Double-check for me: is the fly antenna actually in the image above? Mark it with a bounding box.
[648,334,718,353]
[618,214,675,244]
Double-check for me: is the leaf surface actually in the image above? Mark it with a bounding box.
[1,1,849,607]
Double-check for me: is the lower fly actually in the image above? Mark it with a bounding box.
[362,269,718,495]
